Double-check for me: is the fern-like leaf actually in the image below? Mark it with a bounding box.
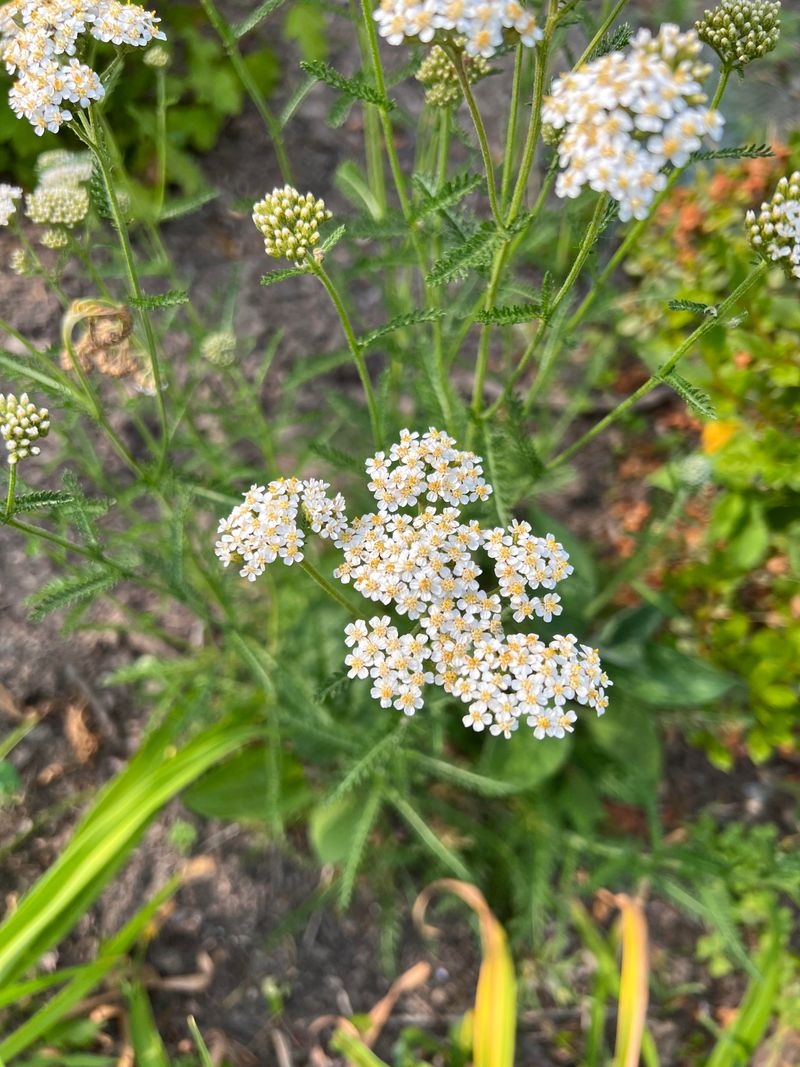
[319,223,347,254]
[589,22,632,60]
[89,163,112,221]
[660,371,718,419]
[411,171,483,221]
[27,568,120,622]
[426,224,501,285]
[359,308,446,349]
[476,301,543,326]
[129,289,189,310]
[668,299,714,314]
[690,143,774,163]
[159,189,219,221]
[310,441,364,474]
[10,489,77,514]
[338,783,383,908]
[507,393,545,480]
[260,266,309,287]
[300,60,395,111]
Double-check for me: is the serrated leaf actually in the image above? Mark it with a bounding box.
[476,302,543,326]
[411,171,483,221]
[27,569,120,622]
[506,393,545,480]
[660,371,718,419]
[359,308,446,349]
[589,22,632,60]
[129,289,189,310]
[668,299,713,314]
[427,224,501,286]
[319,223,347,254]
[89,163,112,221]
[690,143,774,163]
[300,60,394,111]
[159,189,219,221]
[10,489,77,514]
[260,266,310,287]
[310,441,363,474]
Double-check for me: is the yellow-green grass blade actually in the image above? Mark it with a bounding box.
[705,917,787,1067]
[126,979,170,1067]
[414,880,516,1067]
[611,894,649,1067]
[0,717,260,986]
[0,874,183,1060]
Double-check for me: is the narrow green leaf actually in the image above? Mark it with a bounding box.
[690,143,773,162]
[659,371,718,420]
[427,224,501,286]
[359,308,446,349]
[129,289,189,310]
[27,569,120,622]
[301,60,395,111]
[476,302,543,326]
[235,0,288,37]
[261,266,310,287]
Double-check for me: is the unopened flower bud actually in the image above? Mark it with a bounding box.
[0,392,51,466]
[25,185,89,228]
[144,44,170,68]
[696,0,781,69]
[416,44,490,108]
[252,186,332,264]
[745,171,800,280]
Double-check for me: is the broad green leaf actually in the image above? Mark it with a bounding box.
[183,747,310,824]
[612,646,735,708]
[308,793,365,865]
[480,735,571,791]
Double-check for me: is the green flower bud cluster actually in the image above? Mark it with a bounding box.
[9,247,35,275]
[144,45,170,68]
[25,185,89,228]
[252,186,332,264]
[745,171,800,280]
[0,392,50,466]
[200,331,237,367]
[416,45,490,108]
[695,0,781,69]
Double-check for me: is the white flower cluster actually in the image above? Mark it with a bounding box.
[373,0,542,59]
[36,148,94,187]
[252,186,332,264]
[543,24,724,222]
[0,183,22,226]
[1,1,165,135]
[0,391,50,465]
[215,478,347,580]
[746,171,800,280]
[217,429,611,741]
[25,184,89,227]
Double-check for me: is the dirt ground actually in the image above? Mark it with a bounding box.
[2,5,799,1064]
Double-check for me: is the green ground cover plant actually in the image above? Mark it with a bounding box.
[0,0,797,1061]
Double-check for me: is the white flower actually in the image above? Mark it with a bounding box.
[746,171,800,280]
[0,183,22,226]
[0,391,50,465]
[373,0,542,58]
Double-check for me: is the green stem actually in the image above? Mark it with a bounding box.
[5,465,17,518]
[311,261,383,448]
[506,2,558,225]
[154,67,168,218]
[470,246,511,434]
[431,108,455,434]
[359,0,411,218]
[500,43,525,209]
[12,222,69,307]
[2,515,129,571]
[547,263,767,470]
[84,111,169,465]
[199,0,292,184]
[446,45,503,229]
[300,558,360,617]
[575,0,630,68]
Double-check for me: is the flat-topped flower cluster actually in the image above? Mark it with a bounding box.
[1,1,165,135]
[746,171,800,280]
[0,183,22,226]
[543,24,724,222]
[373,0,542,59]
[0,391,50,465]
[216,429,610,741]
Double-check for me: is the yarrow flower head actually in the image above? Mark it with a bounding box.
[0,391,50,465]
[25,184,89,227]
[252,186,332,264]
[745,171,800,280]
[1,1,165,134]
[0,183,22,226]
[200,331,237,367]
[415,42,490,107]
[696,0,781,70]
[374,0,542,58]
[217,429,611,742]
[542,24,724,222]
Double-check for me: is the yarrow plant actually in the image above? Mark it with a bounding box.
[216,429,611,740]
[253,186,332,264]
[543,25,724,221]
[746,171,800,280]
[696,0,781,71]
[0,391,50,466]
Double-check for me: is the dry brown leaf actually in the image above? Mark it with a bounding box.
[65,702,100,764]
